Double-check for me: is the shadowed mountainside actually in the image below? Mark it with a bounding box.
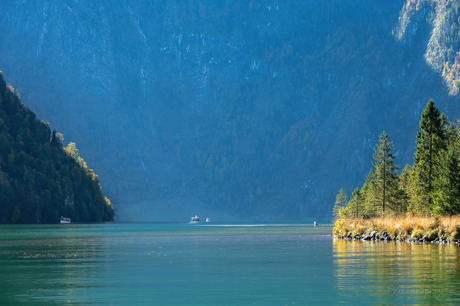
[0,0,459,221]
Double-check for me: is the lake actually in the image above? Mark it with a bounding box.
[0,223,458,305]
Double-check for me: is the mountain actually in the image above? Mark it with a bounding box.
[0,0,459,221]
[0,71,114,223]
[395,0,460,95]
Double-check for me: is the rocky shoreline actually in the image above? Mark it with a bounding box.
[333,230,459,245]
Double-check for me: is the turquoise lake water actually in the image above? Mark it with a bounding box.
[0,223,459,305]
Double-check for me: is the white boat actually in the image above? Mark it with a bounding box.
[60,216,71,224]
[206,218,211,223]
[190,215,199,224]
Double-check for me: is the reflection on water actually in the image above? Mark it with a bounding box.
[0,225,106,305]
[1,224,459,305]
[333,239,460,305]
[0,223,334,305]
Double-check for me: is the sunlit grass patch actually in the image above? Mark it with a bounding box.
[333,216,460,243]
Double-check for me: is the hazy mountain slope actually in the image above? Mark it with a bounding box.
[0,0,459,221]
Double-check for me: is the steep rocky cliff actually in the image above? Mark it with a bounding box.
[0,0,459,221]
[394,0,460,94]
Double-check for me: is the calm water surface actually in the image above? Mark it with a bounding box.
[0,223,458,305]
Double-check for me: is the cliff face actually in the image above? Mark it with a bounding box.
[0,0,459,221]
[394,0,460,95]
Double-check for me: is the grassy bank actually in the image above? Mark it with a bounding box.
[333,216,460,243]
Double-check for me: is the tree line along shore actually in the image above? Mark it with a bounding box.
[333,99,460,243]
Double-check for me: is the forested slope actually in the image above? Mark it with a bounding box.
[0,72,114,223]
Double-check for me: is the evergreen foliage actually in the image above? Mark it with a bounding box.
[413,99,446,209]
[361,170,379,218]
[332,188,347,219]
[398,164,412,214]
[335,99,460,218]
[347,188,364,219]
[371,131,399,215]
[0,71,114,223]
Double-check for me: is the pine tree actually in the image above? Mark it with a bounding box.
[413,99,446,212]
[433,146,460,214]
[432,120,460,215]
[398,164,413,214]
[333,188,348,219]
[348,188,364,218]
[50,129,63,149]
[361,170,379,218]
[372,131,399,215]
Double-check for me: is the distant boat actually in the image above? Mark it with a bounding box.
[206,218,211,223]
[190,215,199,224]
[60,216,71,224]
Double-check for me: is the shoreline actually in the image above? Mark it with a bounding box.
[333,216,460,244]
[333,233,459,245]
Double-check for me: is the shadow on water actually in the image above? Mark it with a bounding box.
[333,239,460,305]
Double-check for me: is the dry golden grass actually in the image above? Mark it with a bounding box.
[441,216,460,230]
[333,216,460,241]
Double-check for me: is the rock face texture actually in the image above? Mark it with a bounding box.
[0,1,459,221]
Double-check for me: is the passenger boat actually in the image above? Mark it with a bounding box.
[60,216,71,224]
[190,215,199,224]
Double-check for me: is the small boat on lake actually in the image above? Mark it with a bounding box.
[206,218,211,223]
[190,215,199,224]
[60,216,71,224]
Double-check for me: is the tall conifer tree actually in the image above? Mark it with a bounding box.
[413,99,446,211]
[333,188,348,219]
[432,120,460,215]
[372,131,399,215]
[348,188,364,218]
[361,170,379,217]
[398,164,413,214]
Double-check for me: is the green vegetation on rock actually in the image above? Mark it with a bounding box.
[0,71,114,223]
